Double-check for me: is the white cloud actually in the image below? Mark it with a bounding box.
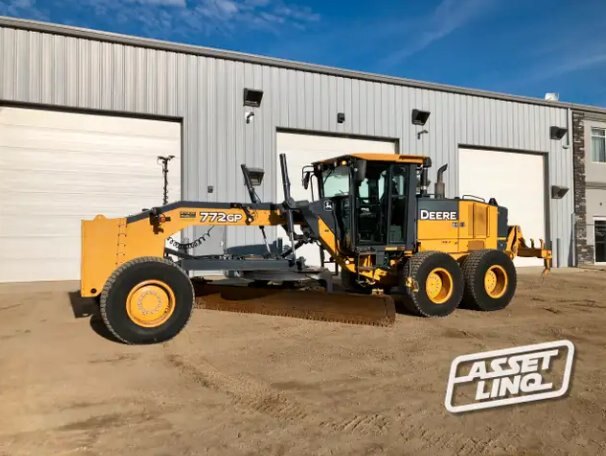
[190,0,318,32]
[0,0,319,37]
[69,0,319,37]
[129,0,187,6]
[379,0,497,68]
[521,49,606,85]
[543,52,606,78]
[0,0,47,18]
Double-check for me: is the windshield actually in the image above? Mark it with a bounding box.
[322,165,350,197]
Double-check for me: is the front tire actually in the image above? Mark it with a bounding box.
[461,250,517,311]
[404,251,464,317]
[100,257,194,344]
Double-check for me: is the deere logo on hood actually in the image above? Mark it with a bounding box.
[419,209,458,221]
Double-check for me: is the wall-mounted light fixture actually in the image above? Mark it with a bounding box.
[550,126,568,140]
[244,88,264,107]
[337,112,346,124]
[551,185,569,199]
[245,167,265,187]
[412,109,431,126]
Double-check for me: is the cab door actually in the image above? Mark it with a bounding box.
[355,162,389,246]
[385,164,410,245]
[354,163,415,250]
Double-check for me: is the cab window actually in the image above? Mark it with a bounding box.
[322,166,350,198]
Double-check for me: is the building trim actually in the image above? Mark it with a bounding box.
[0,99,184,122]
[275,127,401,148]
[457,143,549,155]
[1,15,605,116]
[584,112,606,122]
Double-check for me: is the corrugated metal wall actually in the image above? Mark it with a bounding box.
[0,26,574,265]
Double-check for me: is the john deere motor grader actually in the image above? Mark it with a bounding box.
[80,153,551,344]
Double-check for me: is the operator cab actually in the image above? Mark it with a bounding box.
[303,154,429,255]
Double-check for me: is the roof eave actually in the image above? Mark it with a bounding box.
[1,15,605,116]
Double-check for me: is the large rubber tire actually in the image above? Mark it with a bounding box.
[100,257,194,344]
[404,251,464,317]
[340,268,372,294]
[461,250,517,311]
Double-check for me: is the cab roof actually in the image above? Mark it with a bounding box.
[313,153,427,166]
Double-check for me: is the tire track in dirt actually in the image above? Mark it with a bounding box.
[165,353,307,423]
[321,413,389,435]
[393,411,510,455]
[410,424,496,454]
[165,352,394,437]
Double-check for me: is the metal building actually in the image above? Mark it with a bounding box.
[572,109,606,265]
[1,16,603,282]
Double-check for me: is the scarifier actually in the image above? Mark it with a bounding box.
[81,153,551,344]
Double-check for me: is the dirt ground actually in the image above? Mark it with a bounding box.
[0,269,605,456]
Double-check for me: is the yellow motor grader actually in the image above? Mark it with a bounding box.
[80,153,551,344]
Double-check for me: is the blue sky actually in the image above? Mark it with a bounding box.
[1,0,605,107]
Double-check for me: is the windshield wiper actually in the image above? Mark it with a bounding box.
[323,168,335,184]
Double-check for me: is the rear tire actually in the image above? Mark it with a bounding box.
[404,251,463,317]
[100,257,194,344]
[461,250,517,311]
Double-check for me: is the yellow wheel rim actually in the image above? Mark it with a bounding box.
[425,268,454,305]
[484,265,508,299]
[126,280,176,328]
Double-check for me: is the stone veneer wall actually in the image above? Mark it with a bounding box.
[572,111,594,264]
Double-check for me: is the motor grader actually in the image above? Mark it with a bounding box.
[80,153,551,344]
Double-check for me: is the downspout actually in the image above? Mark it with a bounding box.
[565,107,577,267]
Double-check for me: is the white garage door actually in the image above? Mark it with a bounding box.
[0,107,181,283]
[277,132,397,267]
[458,147,546,266]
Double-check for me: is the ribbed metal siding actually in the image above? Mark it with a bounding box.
[0,26,574,265]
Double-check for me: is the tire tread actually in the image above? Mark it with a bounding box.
[100,257,194,344]
[405,251,463,317]
[461,249,516,311]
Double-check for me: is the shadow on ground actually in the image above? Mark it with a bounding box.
[390,293,425,317]
[67,284,421,341]
[67,291,121,343]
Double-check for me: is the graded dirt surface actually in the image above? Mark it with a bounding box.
[0,269,605,456]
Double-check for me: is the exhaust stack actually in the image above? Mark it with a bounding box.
[435,164,448,199]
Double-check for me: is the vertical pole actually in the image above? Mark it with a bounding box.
[571,212,577,267]
[279,153,297,261]
[158,155,175,206]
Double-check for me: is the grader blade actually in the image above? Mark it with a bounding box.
[193,283,396,327]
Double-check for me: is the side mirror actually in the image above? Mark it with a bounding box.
[302,171,311,190]
[354,159,367,184]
